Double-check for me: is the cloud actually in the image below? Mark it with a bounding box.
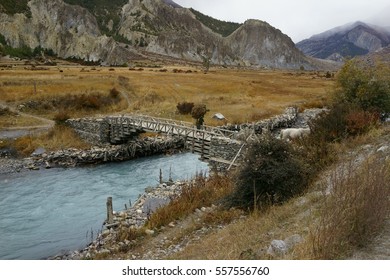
[174,0,390,42]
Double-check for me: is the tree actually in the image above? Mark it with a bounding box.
[202,55,211,73]
[191,104,208,129]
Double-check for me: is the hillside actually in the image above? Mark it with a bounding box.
[0,0,330,69]
[189,8,242,37]
[297,21,390,61]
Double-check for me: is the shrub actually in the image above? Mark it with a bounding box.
[229,134,309,210]
[80,94,101,109]
[334,60,390,113]
[53,111,71,125]
[308,103,349,143]
[109,87,121,99]
[176,102,194,115]
[345,109,380,136]
[0,106,16,116]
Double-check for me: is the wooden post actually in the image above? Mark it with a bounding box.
[201,131,205,159]
[106,197,114,224]
[159,168,163,184]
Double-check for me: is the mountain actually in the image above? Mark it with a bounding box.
[297,21,390,61]
[357,45,390,67]
[0,0,329,69]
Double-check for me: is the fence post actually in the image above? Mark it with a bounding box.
[106,197,114,224]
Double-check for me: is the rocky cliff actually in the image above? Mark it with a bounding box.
[0,0,326,69]
[297,21,390,61]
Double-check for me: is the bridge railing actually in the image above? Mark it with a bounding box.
[105,115,237,139]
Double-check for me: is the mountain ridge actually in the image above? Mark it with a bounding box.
[0,0,332,69]
[297,21,390,61]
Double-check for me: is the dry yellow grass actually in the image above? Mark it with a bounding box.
[11,125,91,156]
[0,65,334,125]
[0,114,45,128]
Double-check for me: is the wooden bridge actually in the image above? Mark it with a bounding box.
[105,115,238,160]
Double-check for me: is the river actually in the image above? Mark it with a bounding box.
[0,153,209,260]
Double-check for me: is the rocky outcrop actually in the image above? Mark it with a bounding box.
[0,0,141,65]
[0,0,330,69]
[225,20,311,68]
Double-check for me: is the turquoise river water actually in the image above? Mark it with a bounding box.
[0,153,208,260]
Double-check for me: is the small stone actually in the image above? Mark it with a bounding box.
[136,209,142,214]
[267,240,288,256]
[168,222,175,228]
[377,146,389,153]
[99,249,110,255]
[145,229,155,235]
[44,161,51,169]
[284,234,303,250]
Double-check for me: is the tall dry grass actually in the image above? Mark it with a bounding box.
[305,155,390,259]
[12,125,91,156]
[146,173,235,230]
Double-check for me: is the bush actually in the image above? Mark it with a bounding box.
[229,134,309,210]
[53,111,71,125]
[334,60,390,113]
[176,102,194,115]
[109,87,121,99]
[0,106,16,116]
[345,109,380,136]
[309,103,349,143]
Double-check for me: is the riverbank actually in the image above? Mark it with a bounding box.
[49,179,189,260]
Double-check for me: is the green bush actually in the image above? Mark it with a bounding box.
[0,34,7,45]
[229,134,309,210]
[2,45,33,59]
[1,0,30,16]
[190,8,242,37]
[334,60,390,113]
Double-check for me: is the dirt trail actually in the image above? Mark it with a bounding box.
[0,101,55,138]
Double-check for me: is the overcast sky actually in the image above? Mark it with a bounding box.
[174,0,390,42]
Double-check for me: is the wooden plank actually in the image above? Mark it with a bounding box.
[209,157,239,166]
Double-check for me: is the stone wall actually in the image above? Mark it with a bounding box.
[30,136,185,169]
[209,137,243,172]
[66,118,110,145]
[221,107,299,136]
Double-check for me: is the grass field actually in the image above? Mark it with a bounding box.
[0,63,335,127]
